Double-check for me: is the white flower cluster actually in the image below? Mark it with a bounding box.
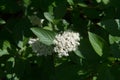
[53,31,80,58]
[28,38,52,56]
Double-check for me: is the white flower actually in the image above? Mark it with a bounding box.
[28,38,52,56]
[53,31,80,58]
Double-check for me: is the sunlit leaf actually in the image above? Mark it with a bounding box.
[102,0,110,5]
[96,0,102,3]
[0,18,6,24]
[31,28,56,45]
[67,0,74,5]
[44,12,54,23]
[74,49,84,58]
[88,32,105,56]
[77,3,88,7]
[109,35,120,44]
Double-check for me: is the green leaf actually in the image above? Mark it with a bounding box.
[102,0,110,5]
[88,32,105,56]
[96,0,102,3]
[43,26,53,31]
[0,41,11,57]
[0,49,9,57]
[23,0,31,7]
[3,40,11,49]
[6,74,12,79]
[44,12,54,23]
[74,49,84,58]
[31,28,56,45]
[0,18,6,24]
[77,3,88,7]
[67,0,74,5]
[109,35,120,44]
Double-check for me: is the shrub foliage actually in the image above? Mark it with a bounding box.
[0,0,120,80]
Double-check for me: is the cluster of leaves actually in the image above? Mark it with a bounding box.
[0,0,120,80]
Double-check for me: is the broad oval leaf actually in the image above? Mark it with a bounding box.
[31,28,56,46]
[88,32,105,56]
[74,50,84,58]
[44,12,54,23]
